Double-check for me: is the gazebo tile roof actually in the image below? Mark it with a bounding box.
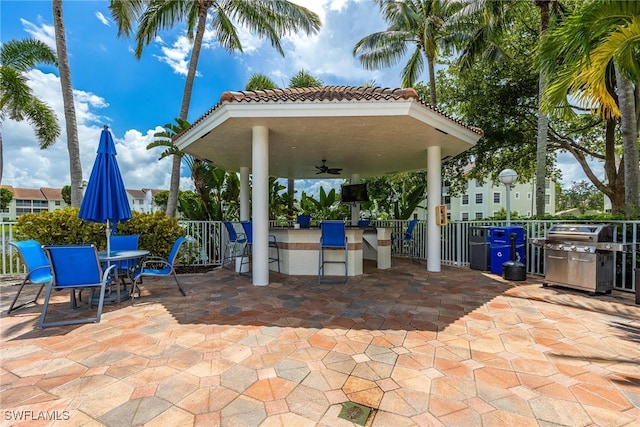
[177,86,482,141]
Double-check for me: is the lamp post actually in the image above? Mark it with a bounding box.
[498,169,518,226]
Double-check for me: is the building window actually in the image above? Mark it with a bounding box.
[493,192,500,203]
[545,179,550,189]
[475,212,483,219]
[15,199,48,215]
[461,212,469,221]
[55,201,61,206]
[527,211,532,217]
[527,193,532,199]
[462,194,469,205]
[475,193,483,204]
[545,194,550,204]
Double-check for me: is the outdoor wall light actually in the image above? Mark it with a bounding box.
[498,168,518,225]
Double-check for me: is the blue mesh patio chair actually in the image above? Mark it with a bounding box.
[238,221,280,274]
[8,240,53,314]
[392,218,419,263]
[318,221,348,284]
[131,237,187,301]
[109,234,140,284]
[222,221,247,269]
[297,215,311,228]
[39,245,116,329]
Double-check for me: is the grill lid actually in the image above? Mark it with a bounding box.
[546,224,613,243]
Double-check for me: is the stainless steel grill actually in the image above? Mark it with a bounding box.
[530,224,625,295]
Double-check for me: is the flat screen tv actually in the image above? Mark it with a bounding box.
[341,183,369,203]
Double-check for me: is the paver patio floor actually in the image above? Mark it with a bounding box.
[1,259,639,426]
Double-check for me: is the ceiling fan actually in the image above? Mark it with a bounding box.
[315,159,342,175]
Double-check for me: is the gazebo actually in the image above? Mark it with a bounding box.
[174,86,483,286]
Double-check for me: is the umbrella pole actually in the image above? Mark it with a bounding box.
[106,220,111,254]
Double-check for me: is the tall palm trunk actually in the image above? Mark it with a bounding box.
[615,65,640,218]
[53,0,83,207]
[165,3,208,217]
[427,54,437,106]
[534,0,550,216]
[0,133,3,183]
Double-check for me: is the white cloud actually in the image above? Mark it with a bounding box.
[2,69,183,192]
[95,11,110,27]
[20,17,55,49]
[154,34,193,76]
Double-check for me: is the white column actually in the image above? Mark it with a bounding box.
[350,174,360,226]
[427,146,441,272]
[240,166,250,221]
[252,126,269,286]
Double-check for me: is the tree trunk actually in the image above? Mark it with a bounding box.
[615,65,640,218]
[53,0,83,207]
[534,0,550,217]
[288,178,294,216]
[0,132,3,184]
[165,4,207,218]
[427,54,437,106]
[535,77,549,216]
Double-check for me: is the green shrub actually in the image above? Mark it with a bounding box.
[15,208,185,259]
[116,211,185,258]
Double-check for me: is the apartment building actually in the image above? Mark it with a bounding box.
[412,178,556,221]
[0,185,164,221]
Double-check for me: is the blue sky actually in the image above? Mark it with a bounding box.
[2,0,591,195]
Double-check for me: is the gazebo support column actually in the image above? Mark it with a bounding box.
[240,166,250,221]
[427,146,441,272]
[252,126,269,286]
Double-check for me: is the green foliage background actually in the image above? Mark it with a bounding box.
[15,208,184,259]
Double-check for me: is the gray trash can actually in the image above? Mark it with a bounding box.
[469,226,491,270]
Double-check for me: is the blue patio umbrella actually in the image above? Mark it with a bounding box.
[79,126,131,254]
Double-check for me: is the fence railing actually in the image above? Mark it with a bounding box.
[2,219,637,293]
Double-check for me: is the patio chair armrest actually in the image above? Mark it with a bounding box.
[140,256,171,269]
[102,264,117,283]
[25,264,52,281]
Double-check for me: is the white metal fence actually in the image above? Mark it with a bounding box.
[2,219,638,293]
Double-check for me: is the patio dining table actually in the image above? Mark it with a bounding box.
[96,249,150,304]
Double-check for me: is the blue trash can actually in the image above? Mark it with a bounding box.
[490,226,525,275]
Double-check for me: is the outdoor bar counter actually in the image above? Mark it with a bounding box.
[268,226,391,276]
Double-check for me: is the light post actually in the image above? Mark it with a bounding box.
[498,169,518,226]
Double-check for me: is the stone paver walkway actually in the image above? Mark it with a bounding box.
[1,260,639,426]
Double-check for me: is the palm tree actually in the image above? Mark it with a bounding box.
[110,0,322,218]
[245,73,277,91]
[0,38,60,184]
[53,0,84,207]
[289,69,323,88]
[538,0,640,216]
[353,0,461,105]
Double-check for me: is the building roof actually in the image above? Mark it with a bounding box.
[174,86,483,179]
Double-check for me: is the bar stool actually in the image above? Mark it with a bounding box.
[238,221,280,274]
[318,220,348,284]
[222,221,247,269]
